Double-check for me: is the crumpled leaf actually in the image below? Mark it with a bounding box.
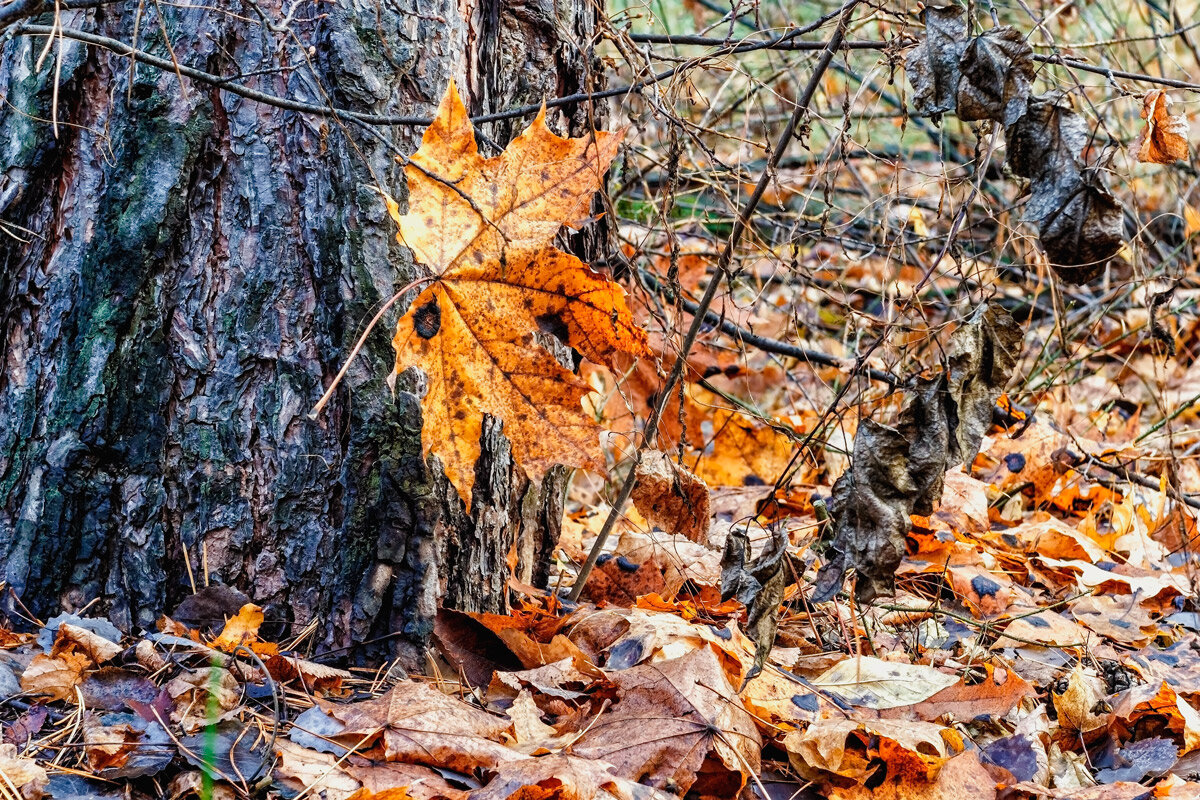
[813,304,1019,602]
[906,6,1033,126]
[1006,93,1125,283]
[390,81,646,505]
[905,6,968,119]
[631,450,710,543]
[20,651,92,702]
[784,718,965,782]
[957,27,1035,125]
[1052,665,1110,734]
[946,303,1023,465]
[1133,90,1189,164]
[1112,681,1200,754]
[721,525,788,684]
[570,645,761,797]
[82,712,173,778]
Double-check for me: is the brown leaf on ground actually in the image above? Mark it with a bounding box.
[274,739,361,800]
[570,645,761,797]
[469,753,673,800]
[390,81,645,504]
[809,656,957,710]
[53,622,122,664]
[1112,681,1200,754]
[346,763,469,800]
[165,667,241,732]
[323,680,520,772]
[784,717,965,782]
[264,654,352,695]
[20,651,92,702]
[827,750,998,800]
[0,743,48,800]
[580,555,668,608]
[1134,91,1189,164]
[911,664,1035,722]
[1052,666,1110,734]
[631,450,711,543]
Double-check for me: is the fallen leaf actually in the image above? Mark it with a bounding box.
[810,656,958,710]
[1112,681,1200,754]
[912,664,1035,722]
[570,645,761,797]
[1052,665,1109,734]
[323,680,520,772]
[53,623,122,664]
[390,81,645,504]
[0,743,48,800]
[210,603,264,652]
[784,717,965,782]
[19,651,92,702]
[828,749,999,800]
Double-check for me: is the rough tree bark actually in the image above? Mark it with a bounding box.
[0,0,606,666]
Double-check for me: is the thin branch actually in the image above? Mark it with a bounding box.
[567,1,861,603]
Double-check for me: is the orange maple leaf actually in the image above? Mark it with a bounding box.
[390,82,648,503]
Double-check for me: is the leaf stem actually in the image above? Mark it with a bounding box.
[567,0,861,603]
[309,276,435,418]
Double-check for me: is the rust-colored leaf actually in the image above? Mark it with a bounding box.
[1134,90,1189,164]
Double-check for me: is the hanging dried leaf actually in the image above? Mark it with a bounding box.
[811,380,949,604]
[1134,90,1189,164]
[1006,93,1125,283]
[812,304,1020,602]
[946,302,1024,465]
[957,27,1035,125]
[720,525,788,683]
[905,6,968,120]
[631,450,711,543]
[1037,178,1125,284]
[390,81,647,504]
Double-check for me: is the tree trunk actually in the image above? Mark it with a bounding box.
[0,0,604,667]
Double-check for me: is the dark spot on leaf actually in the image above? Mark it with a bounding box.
[791,693,820,712]
[536,312,569,344]
[1024,615,1050,628]
[413,297,441,339]
[708,625,732,641]
[971,575,1002,598]
[1004,452,1027,473]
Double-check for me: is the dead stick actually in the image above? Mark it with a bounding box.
[567,1,860,602]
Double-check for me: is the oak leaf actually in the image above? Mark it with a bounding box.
[390,82,647,503]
